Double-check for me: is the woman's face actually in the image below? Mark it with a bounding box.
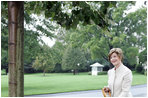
[110,52,121,66]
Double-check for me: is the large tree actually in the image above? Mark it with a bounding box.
[8,1,24,96]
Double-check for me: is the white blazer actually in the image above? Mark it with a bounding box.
[107,63,133,97]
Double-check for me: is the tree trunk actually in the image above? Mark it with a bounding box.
[73,69,78,75]
[8,1,24,97]
[43,70,46,76]
[6,68,8,75]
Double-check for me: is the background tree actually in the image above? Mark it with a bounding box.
[62,45,87,75]
[1,2,9,74]
[59,1,147,71]
[111,2,147,69]
[32,45,54,76]
[51,41,66,72]
[139,50,147,65]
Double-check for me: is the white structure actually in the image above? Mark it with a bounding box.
[90,62,104,76]
[142,61,147,70]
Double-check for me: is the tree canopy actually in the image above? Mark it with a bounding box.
[25,1,117,29]
[1,1,147,74]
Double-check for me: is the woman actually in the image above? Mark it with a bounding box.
[103,48,133,97]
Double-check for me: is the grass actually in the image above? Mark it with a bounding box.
[1,69,6,75]
[1,72,147,97]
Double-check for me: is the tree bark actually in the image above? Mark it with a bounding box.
[8,1,24,97]
[43,70,46,76]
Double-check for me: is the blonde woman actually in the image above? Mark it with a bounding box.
[103,48,133,97]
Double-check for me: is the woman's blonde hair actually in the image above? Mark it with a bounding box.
[108,48,123,61]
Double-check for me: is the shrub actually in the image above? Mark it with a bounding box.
[98,71,107,75]
[135,64,143,73]
[88,71,91,75]
[103,65,110,71]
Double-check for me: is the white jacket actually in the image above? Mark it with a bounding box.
[107,63,133,97]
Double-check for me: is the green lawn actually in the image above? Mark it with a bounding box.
[1,69,6,75]
[1,72,147,97]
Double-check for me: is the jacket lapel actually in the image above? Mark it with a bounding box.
[111,69,115,96]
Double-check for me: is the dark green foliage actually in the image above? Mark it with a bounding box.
[32,45,55,75]
[62,45,87,73]
[103,66,110,71]
[25,1,117,30]
[53,63,62,73]
[1,2,8,71]
[135,64,143,73]
[97,71,107,75]
[139,49,147,64]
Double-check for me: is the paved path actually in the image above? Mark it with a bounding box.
[25,84,147,97]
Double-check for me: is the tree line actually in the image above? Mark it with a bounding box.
[1,1,147,76]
